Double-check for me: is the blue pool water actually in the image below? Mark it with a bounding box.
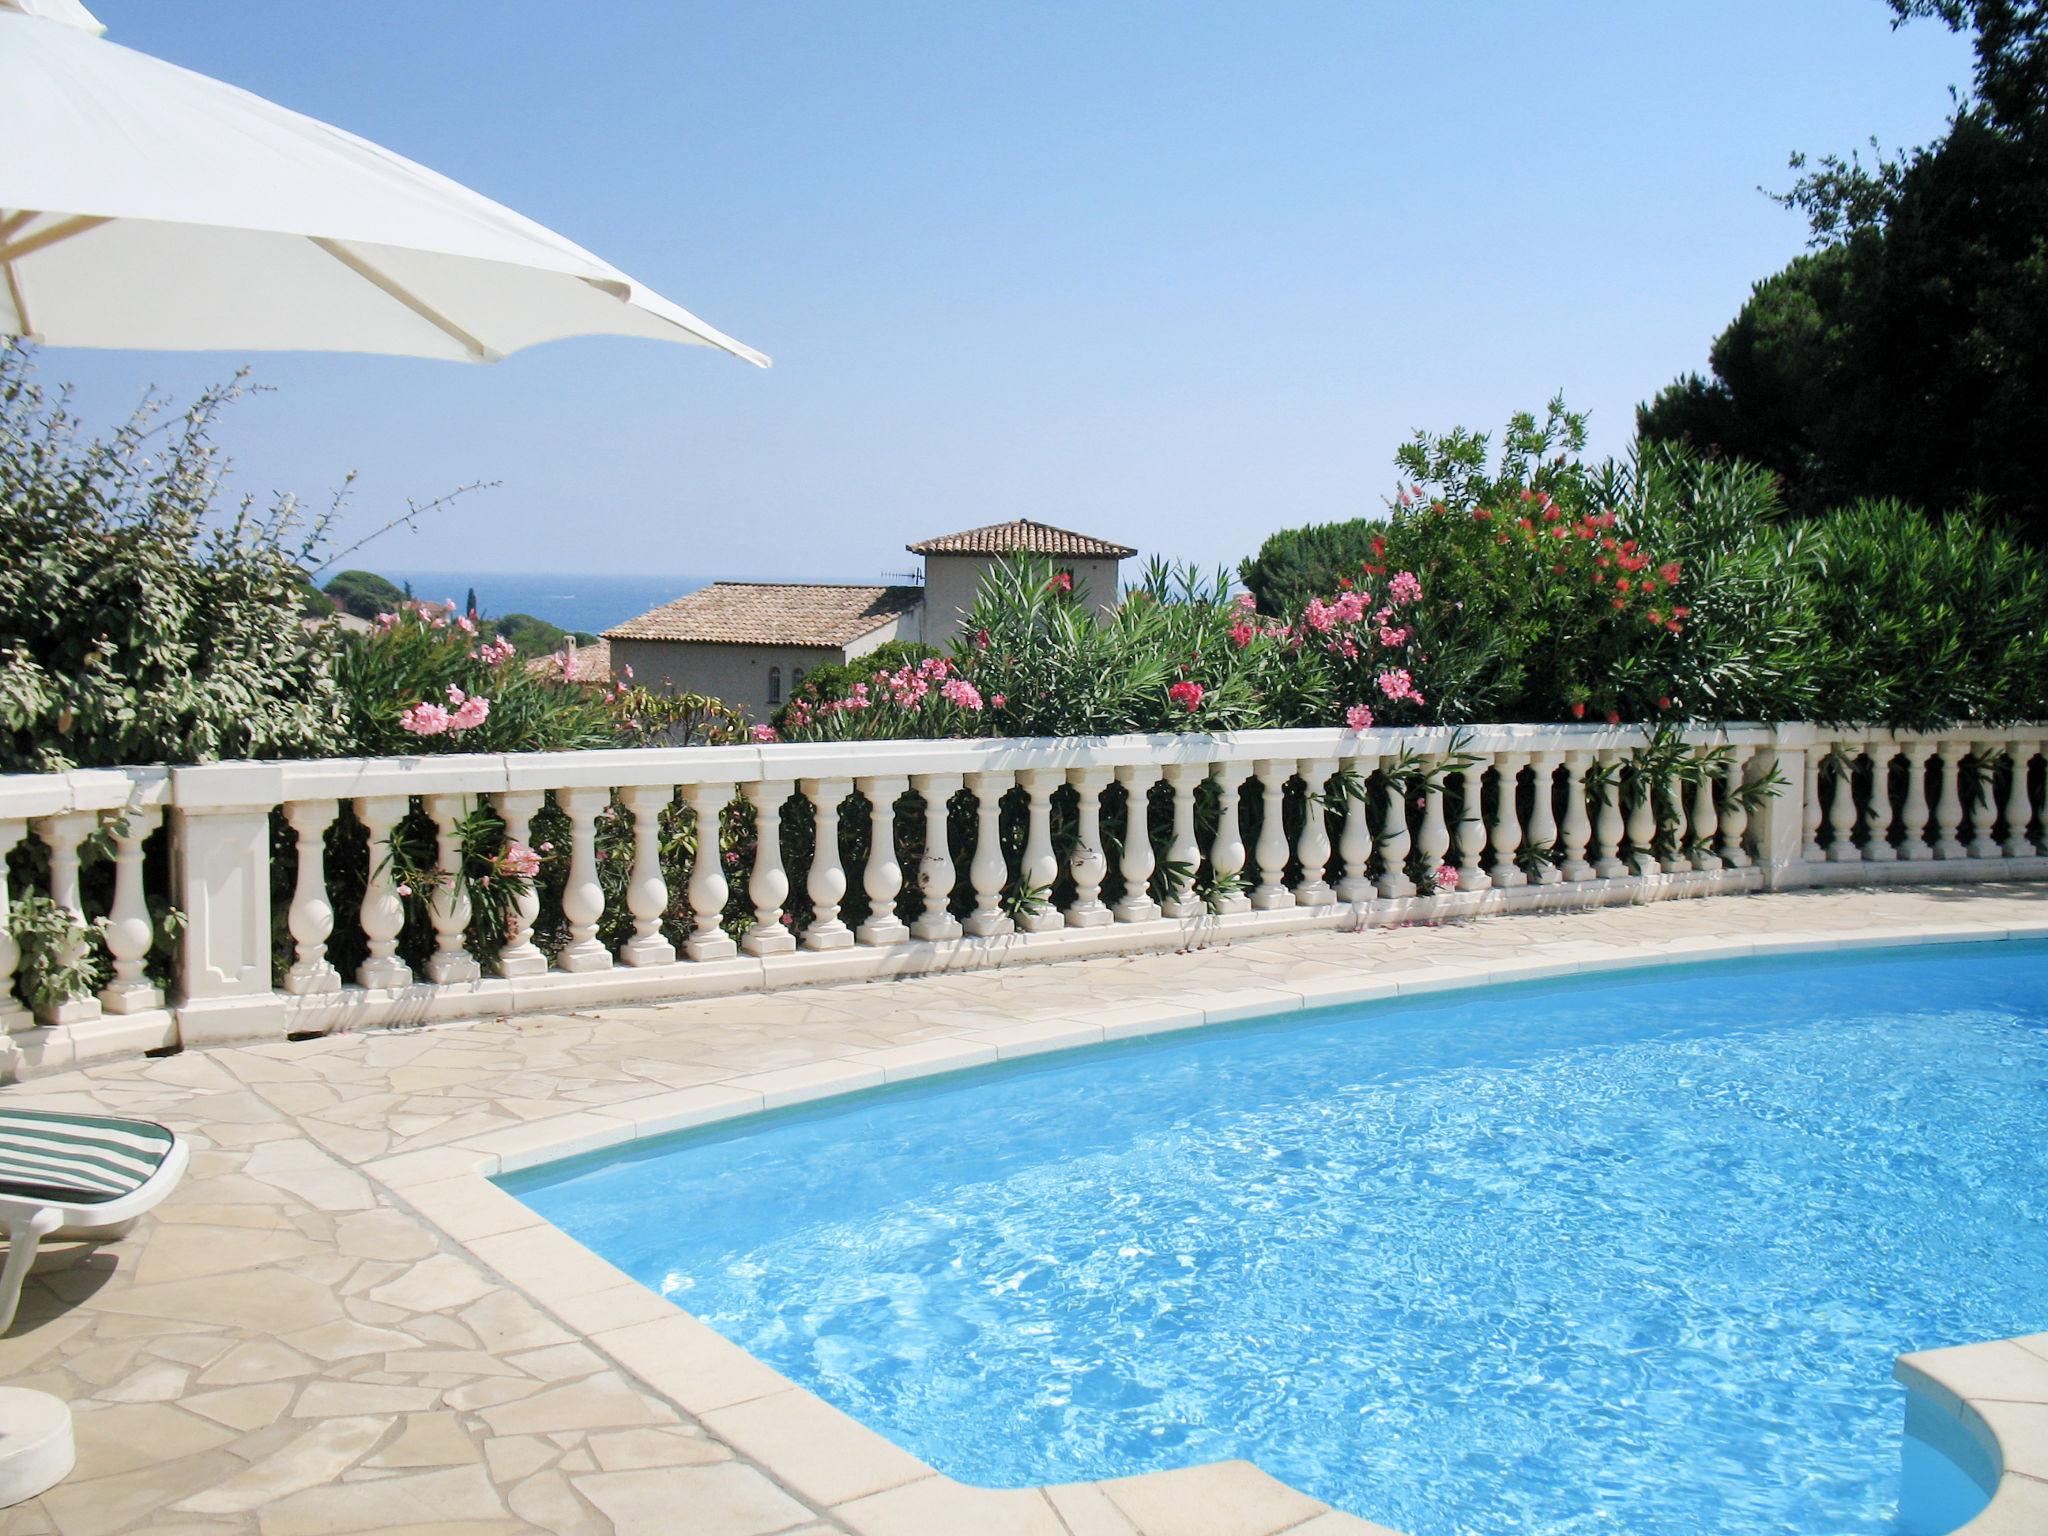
[503,943,2048,1535]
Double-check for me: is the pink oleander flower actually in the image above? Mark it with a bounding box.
[447,694,490,731]
[1332,591,1367,624]
[373,611,397,630]
[990,693,1006,709]
[1303,597,1338,634]
[751,723,778,742]
[399,701,451,736]
[1228,620,1256,649]
[457,614,477,635]
[1376,667,1417,703]
[1167,679,1205,712]
[501,841,542,879]
[1376,623,1412,648]
[1388,571,1423,606]
[1234,591,1257,611]
[940,677,984,711]
[1345,703,1374,730]
[620,664,634,681]
[1434,863,1458,891]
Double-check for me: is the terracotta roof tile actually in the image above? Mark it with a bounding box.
[906,518,1136,559]
[605,583,923,647]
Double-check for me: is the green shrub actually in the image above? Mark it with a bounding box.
[0,345,342,772]
[323,568,409,620]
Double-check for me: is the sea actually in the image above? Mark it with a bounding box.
[377,570,720,636]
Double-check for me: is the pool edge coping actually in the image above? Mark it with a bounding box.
[362,915,2048,1536]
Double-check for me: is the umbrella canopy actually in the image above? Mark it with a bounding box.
[0,0,768,365]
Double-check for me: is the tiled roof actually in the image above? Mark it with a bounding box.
[523,637,611,685]
[906,518,1136,559]
[605,583,924,647]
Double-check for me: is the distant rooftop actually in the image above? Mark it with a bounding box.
[906,518,1136,560]
[605,582,923,647]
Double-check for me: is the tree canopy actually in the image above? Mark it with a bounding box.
[1639,0,2048,532]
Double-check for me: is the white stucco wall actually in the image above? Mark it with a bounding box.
[610,613,916,719]
[920,555,1124,645]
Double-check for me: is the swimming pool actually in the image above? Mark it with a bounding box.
[503,942,2048,1535]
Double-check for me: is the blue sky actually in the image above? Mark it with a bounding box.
[52,1,1972,584]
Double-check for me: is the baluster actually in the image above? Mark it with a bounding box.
[1801,751,1827,862]
[1416,762,1452,895]
[1065,768,1113,927]
[911,773,964,940]
[1591,751,1627,879]
[492,790,548,975]
[615,786,677,966]
[1112,766,1162,923]
[1160,763,1206,918]
[95,806,164,1014]
[281,801,340,995]
[854,776,910,945]
[1932,742,1968,859]
[555,787,614,972]
[1558,752,1594,881]
[1688,750,1722,873]
[1529,753,1566,886]
[1453,761,1490,891]
[964,771,1014,937]
[1825,751,1863,863]
[1293,757,1338,907]
[420,793,482,983]
[1968,741,2003,859]
[800,776,855,949]
[1718,748,1753,868]
[1659,761,1692,875]
[2007,739,2041,857]
[1249,759,1295,910]
[741,780,797,954]
[1016,769,1065,932]
[1863,748,1899,863]
[354,794,412,988]
[1896,743,1935,860]
[0,819,31,1034]
[1335,752,1379,904]
[1209,762,1253,912]
[30,813,100,1025]
[1486,753,1527,890]
[679,781,736,960]
[1376,761,1416,898]
[1625,761,1660,877]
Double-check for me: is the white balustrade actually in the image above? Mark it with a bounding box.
[1208,762,1253,913]
[741,780,797,954]
[1453,761,1490,892]
[1250,759,1295,910]
[283,800,341,995]
[855,777,910,946]
[1113,766,1161,923]
[912,774,965,940]
[0,818,30,1034]
[801,777,855,950]
[354,794,412,989]
[493,790,549,975]
[681,782,737,962]
[1294,758,1337,907]
[964,771,1014,937]
[616,785,677,967]
[1066,768,1112,928]
[1335,754,1377,903]
[0,720,2037,1070]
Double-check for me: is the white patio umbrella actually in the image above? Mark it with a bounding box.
[0,0,768,366]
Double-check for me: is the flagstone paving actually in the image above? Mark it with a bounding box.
[1,882,2044,1536]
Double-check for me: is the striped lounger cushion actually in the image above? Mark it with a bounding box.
[0,1108,177,1205]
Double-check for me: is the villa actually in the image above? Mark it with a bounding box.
[604,518,1135,716]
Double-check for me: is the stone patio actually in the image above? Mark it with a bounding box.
[2,882,2045,1536]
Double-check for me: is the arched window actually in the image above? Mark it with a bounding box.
[792,667,806,691]
[767,666,782,705]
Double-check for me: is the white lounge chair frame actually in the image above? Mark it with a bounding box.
[0,1115,188,1334]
